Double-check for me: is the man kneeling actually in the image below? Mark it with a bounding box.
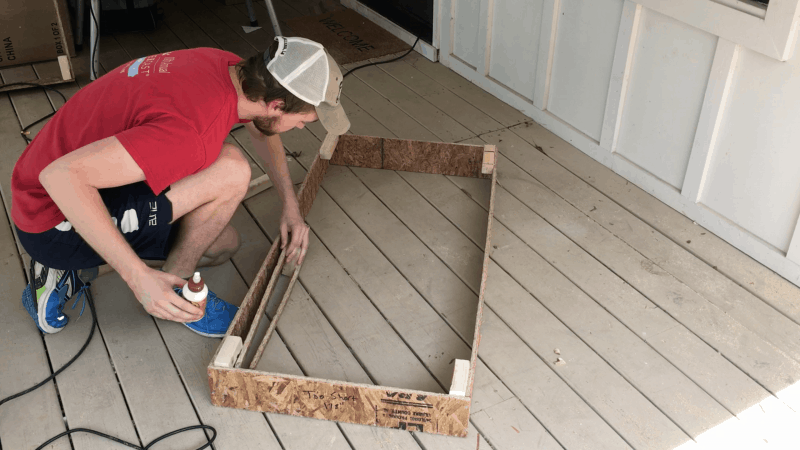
[11,37,349,337]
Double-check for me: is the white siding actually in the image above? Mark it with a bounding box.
[452,0,484,69]
[616,10,717,189]
[439,0,800,284]
[702,47,800,252]
[487,0,545,101]
[548,0,625,140]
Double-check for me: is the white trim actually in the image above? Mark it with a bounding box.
[482,0,494,77]
[433,0,441,50]
[631,0,800,61]
[599,1,641,152]
[533,0,560,110]
[437,48,800,284]
[681,40,740,202]
[340,0,439,62]
[787,216,800,263]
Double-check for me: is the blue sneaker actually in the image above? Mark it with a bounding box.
[174,287,238,338]
[22,261,90,334]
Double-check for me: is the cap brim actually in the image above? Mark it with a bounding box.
[316,102,350,135]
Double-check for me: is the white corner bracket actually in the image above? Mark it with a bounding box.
[449,359,470,396]
[213,335,243,368]
[319,133,340,160]
[482,144,496,175]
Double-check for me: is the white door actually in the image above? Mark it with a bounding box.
[438,0,800,287]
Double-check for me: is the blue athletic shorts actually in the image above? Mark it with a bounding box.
[16,182,178,270]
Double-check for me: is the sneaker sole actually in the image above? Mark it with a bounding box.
[182,323,226,338]
[37,283,65,334]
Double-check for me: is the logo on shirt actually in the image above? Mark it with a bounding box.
[149,201,158,226]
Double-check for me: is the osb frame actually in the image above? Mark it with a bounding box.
[207,134,497,437]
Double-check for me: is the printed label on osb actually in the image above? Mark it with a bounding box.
[209,369,470,436]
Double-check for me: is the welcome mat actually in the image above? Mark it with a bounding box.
[286,8,411,66]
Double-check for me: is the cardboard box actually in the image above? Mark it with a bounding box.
[0,0,75,68]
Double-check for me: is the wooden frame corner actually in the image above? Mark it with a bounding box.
[209,135,495,437]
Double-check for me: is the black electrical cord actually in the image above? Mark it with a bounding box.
[0,276,217,450]
[0,83,67,144]
[343,36,421,79]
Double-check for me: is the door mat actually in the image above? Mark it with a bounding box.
[285,8,411,66]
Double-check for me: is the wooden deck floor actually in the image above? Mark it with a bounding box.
[2,1,800,449]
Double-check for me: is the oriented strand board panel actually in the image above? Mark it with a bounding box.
[208,370,470,434]
[210,136,495,437]
[548,0,625,140]
[616,9,716,189]
[329,134,490,179]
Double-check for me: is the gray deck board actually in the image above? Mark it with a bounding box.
[3,1,800,448]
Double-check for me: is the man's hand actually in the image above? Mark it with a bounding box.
[129,267,204,322]
[281,206,310,265]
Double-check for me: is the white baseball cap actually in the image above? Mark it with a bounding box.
[265,36,350,135]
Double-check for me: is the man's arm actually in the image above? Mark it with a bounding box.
[39,136,202,322]
[245,122,309,263]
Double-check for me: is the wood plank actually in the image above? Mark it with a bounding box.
[1,58,142,450]
[253,320,355,450]
[511,120,800,329]
[156,262,285,449]
[199,0,274,51]
[0,176,68,449]
[331,135,488,178]
[397,169,788,445]
[375,59,505,137]
[90,273,211,449]
[484,130,800,409]
[352,167,704,446]
[141,17,189,53]
[232,190,425,448]
[244,168,491,448]
[401,51,529,127]
[223,210,360,449]
[341,75,439,142]
[161,0,221,49]
[295,96,607,446]
[447,170,782,416]
[173,0,258,57]
[503,123,800,360]
[350,65,473,142]
[319,165,630,449]
[113,32,160,60]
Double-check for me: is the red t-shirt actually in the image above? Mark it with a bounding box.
[11,47,249,233]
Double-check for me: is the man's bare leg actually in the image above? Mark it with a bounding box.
[90,143,250,280]
[161,143,250,279]
[94,224,241,278]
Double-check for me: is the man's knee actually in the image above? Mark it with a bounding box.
[217,143,251,196]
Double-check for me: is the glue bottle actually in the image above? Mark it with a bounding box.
[182,272,208,318]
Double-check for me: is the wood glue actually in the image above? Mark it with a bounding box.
[182,272,208,318]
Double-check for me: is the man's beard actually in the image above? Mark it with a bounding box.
[253,116,279,135]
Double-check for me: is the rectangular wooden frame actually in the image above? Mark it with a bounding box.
[207,134,497,437]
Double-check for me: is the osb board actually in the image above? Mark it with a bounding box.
[229,155,329,338]
[211,136,495,437]
[467,169,496,397]
[208,367,471,436]
[285,9,410,66]
[330,135,490,179]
